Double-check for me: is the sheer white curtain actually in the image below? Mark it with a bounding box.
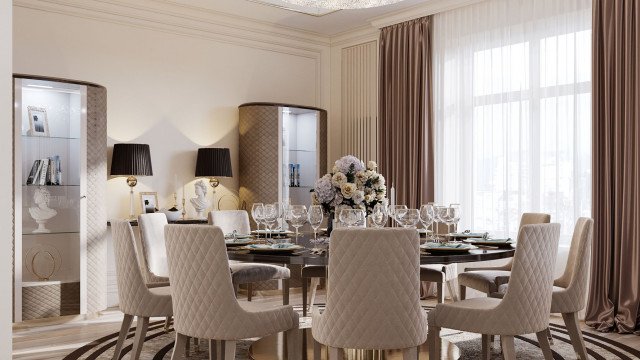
[433,0,592,244]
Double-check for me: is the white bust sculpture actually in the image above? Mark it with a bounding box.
[190,180,209,219]
[29,187,57,233]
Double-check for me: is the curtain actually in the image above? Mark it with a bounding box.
[378,16,434,209]
[586,0,640,335]
[432,0,592,244]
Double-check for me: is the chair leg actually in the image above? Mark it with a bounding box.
[247,283,253,301]
[286,328,301,360]
[309,277,320,310]
[221,340,236,360]
[402,346,418,360]
[171,333,189,360]
[459,285,466,300]
[546,327,554,345]
[186,337,190,357]
[194,338,200,352]
[302,278,308,317]
[562,312,589,360]
[446,279,459,301]
[427,325,441,360]
[209,339,218,360]
[130,316,150,360]
[313,340,322,360]
[481,334,491,360]
[164,316,171,333]
[536,330,554,360]
[436,282,444,303]
[500,336,516,360]
[283,278,290,305]
[328,347,343,360]
[112,313,134,360]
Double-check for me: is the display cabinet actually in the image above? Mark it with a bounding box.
[13,75,107,321]
[238,103,327,210]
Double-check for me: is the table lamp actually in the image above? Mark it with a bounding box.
[111,143,153,219]
[195,147,232,189]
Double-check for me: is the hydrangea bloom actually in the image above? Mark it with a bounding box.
[334,155,365,174]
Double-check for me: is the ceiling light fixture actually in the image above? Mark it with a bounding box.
[279,0,404,10]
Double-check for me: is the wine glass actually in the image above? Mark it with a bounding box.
[434,205,448,240]
[419,204,435,239]
[286,205,307,239]
[388,205,408,227]
[450,203,462,234]
[397,209,420,228]
[370,203,389,228]
[273,202,286,231]
[262,204,278,239]
[251,203,264,233]
[339,209,365,227]
[308,205,324,242]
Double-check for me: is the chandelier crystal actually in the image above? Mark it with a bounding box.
[279,0,404,10]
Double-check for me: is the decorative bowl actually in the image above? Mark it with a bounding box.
[162,209,181,222]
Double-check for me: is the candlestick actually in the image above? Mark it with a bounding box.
[181,198,186,220]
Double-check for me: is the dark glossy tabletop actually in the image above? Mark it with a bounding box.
[227,232,515,266]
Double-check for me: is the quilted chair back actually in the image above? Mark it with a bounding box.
[138,213,170,280]
[502,213,552,270]
[112,220,171,316]
[498,223,560,334]
[312,228,428,349]
[208,210,252,234]
[552,217,593,313]
[165,224,242,339]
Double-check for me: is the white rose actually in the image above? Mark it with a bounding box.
[332,165,340,173]
[364,194,373,203]
[367,161,378,170]
[353,190,365,204]
[376,192,384,200]
[332,172,347,187]
[340,182,357,199]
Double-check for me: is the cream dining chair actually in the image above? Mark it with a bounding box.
[111,220,173,360]
[428,223,561,360]
[490,217,593,359]
[208,210,291,304]
[165,224,300,360]
[312,228,428,359]
[138,213,171,286]
[458,212,551,300]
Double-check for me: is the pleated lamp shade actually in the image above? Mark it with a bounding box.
[110,143,153,176]
[195,148,232,178]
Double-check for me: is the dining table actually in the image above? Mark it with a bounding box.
[226,231,516,360]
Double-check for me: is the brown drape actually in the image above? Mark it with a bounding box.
[378,17,434,209]
[586,0,640,335]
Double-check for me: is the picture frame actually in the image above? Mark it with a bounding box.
[27,106,50,137]
[139,192,158,214]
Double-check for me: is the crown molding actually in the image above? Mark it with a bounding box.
[369,0,483,28]
[330,25,379,48]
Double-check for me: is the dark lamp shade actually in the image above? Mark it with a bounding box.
[195,148,232,178]
[110,143,153,176]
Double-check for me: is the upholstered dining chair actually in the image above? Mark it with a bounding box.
[208,210,291,304]
[458,212,551,300]
[138,213,170,286]
[490,217,593,359]
[312,228,428,359]
[165,224,300,360]
[428,223,561,360]
[111,220,173,360]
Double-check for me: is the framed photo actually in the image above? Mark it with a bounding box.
[139,192,158,214]
[27,106,50,137]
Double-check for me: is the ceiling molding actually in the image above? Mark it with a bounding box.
[330,25,379,48]
[369,0,483,28]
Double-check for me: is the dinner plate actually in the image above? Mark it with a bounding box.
[225,234,252,240]
[242,244,303,253]
[463,238,514,248]
[225,238,257,247]
[448,232,487,239]
[252,230,294,236]
[417,229,433,234]
[420,242,478,254]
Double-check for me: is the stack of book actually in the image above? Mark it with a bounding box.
[26,156,62,186]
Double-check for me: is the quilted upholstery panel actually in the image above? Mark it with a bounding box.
[111,221,173,317]
[209,210,252,234]
[165,224,298,340]
[138,213,170,280]
[312,228,428,349]
[458,270,511,293]
[230,263,290,284]
[430,223,560,335]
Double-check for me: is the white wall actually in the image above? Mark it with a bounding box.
[1,0,13,354]
[13,3,329,219]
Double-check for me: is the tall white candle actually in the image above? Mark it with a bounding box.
[390,183,396,207]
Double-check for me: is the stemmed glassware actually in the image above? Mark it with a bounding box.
[370,203,389,228]
[251,203,264,233]
[419,204,435,241]
[396,209,420,228]
[308,205,323,242]
[262,204,278,240]
[450,203,462,234]
[286,205,308,239]
[388,205,408,227]
[339,208,366,227]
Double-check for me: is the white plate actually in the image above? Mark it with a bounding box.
[242,244,303,253]
[448,232,486,238]
[420,242,478,253]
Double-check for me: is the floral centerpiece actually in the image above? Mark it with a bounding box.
[311,155,387,230]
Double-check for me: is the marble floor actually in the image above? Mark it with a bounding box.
[12,290,640,360]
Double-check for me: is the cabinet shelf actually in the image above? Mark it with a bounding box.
[22,135,81,140]
[288,149,316,153]
[23,184,80,187]
[22,231,80,236]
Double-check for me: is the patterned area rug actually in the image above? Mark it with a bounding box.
[63,306,640,360]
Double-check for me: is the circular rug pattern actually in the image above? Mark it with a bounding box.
[62,306,640,360]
